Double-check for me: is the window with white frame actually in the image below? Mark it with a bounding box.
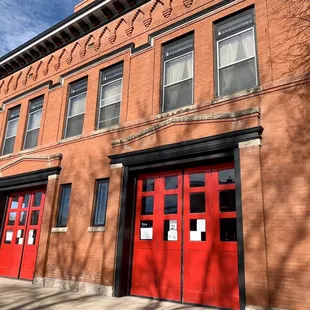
[64,78,87,138]
[98,63,123,129]
[2,106,20,155]
[215,9,258,97]
[162,34,194,112]
[24,96,44,149]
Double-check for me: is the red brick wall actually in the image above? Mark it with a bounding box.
[0,0,309,308]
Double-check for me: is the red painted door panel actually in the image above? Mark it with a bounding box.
[0,189,45,280]
[131,165,239,309]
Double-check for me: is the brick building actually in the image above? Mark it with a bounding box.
[0,0,309,309]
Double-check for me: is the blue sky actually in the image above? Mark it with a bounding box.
[0,0,81,57]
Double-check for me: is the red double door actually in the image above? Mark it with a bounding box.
[0,189,45,280]
[131,165,239,309]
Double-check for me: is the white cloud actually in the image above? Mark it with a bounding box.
[0,0,81,57]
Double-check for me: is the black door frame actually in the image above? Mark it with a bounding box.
[109,126,263,310]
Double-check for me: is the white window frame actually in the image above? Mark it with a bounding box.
[64,90,87,138]
[97,76,123,129]
[23,103,43,149]
[216,25,258,97]
[2,109,20,155]
[162,46,194,113]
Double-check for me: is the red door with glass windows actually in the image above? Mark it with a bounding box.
[0,189,46,280]
[131,165,239,309]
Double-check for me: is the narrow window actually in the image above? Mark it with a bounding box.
[98,64,123,129]
[215,9,258,96]
[162,34,194,112]
[24,96,44,149]
[2,106,20,155]
[57,184,72,227]
[93,179,109,226]
[64,78,87,138]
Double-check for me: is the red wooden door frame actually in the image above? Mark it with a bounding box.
[0,188,46,280]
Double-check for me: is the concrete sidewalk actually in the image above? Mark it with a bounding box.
[0,278,215,310]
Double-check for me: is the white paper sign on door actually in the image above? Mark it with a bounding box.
[168,230,177,241]
[6,231,13,241]
[190,231,202,241]
[169,220,177,231]
[140,228,153,240]
[18,238,23,245]
[28,237,34,245]
[17,230,22,238]
[197,219,206,232]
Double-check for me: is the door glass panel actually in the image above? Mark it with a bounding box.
[164,194,178,214]
[10,197,19,209]
[190,219,206,241]
[27,229,37,245]
[140,221,153,240]
[33,192,42,206]
[220,190,236,212]
[220,218,237,241]
[190,173,205,187]
[219,169,235,184]
[5,230,13,244]
[165,176,178,190]
[19,211,27,225]
[15,229,24,244]
[190,192,205,213]
[142,179,154,192]
[164,219,178,241]
[22,194,30,208]
[141,196,154,215]
[7,212,16,225]
[30,210,40,225]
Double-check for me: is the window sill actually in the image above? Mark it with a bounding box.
[211,86,262,104]
[88,226,105,232]
[51,227,68,233]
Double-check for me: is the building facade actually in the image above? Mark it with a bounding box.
[0,0,309,309]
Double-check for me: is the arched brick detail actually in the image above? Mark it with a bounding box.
[162,0,173,18]
[4,76,13,95]
[95,26,110,51]
[183,0,194,8]
[33,61,43,81]
[143,0,164,28]
[109,18,127,44]
[126,9,145,36]
[80,35,95,58]
[22,67,33,86]
[55,49,68,70]
[43,55,55,76]
[67,42,81,64]
[0,80,4,95]
[13,71,23,90]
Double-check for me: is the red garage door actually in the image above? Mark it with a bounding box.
[0,189,45,280]
[131,165,239,309]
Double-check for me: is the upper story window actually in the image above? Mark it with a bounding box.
[57,184,72,227]
[92,179,109,227]
[98,63,123,129]
[2,106,20,155]
[64,78,87,138]
[162,34,194,112]
[215,8,258,97]
[24,96,44,149]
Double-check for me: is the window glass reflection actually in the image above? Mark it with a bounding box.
[11,197,19,209]
[190,173,205,187]
[220,190,236,212]
[164,195,178,214]
[141,196,154,215]
[219,169,235,184]
[142,179,154,192]
[220,218,237,241]
[190,192,205,213]
[165,176,178,190]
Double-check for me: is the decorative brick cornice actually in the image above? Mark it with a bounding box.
[112,107,260,146]
[0,0,242,99]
